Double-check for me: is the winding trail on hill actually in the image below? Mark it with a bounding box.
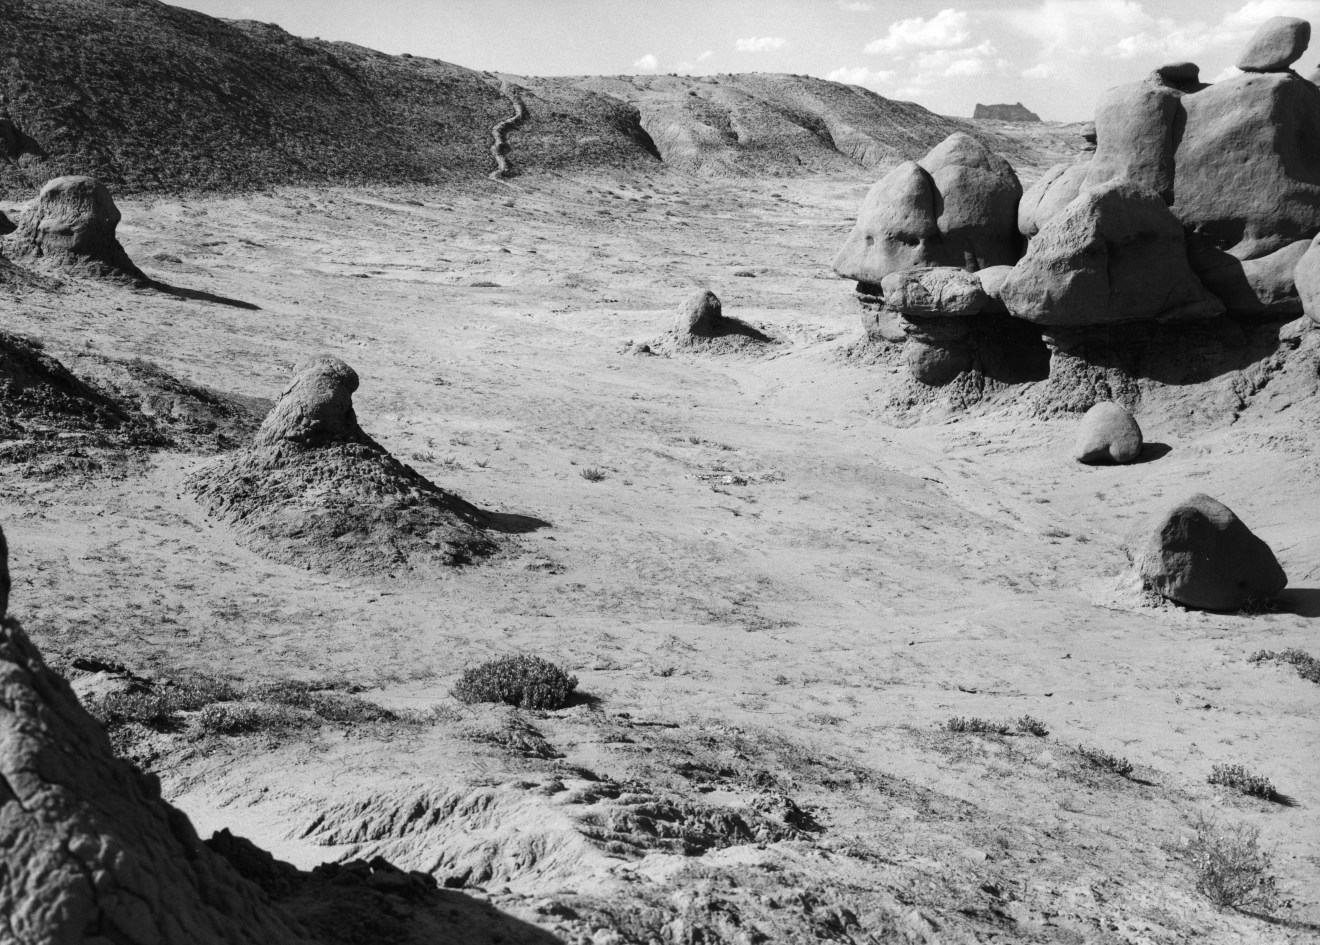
[488,81,528,181]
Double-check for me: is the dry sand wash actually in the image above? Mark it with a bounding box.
[1,172,1318,942]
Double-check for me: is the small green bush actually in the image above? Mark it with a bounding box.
[1076,744,1134,778]
[943,717,1010,735]
[1208,763,1278,801]
[452,655,579,710]
[1249,648,1320,684]
[1187,814,1281,913]
[1016,715,1049,737]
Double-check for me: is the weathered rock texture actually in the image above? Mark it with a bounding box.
[676,290,725,336]
[1294,232,1320,325]
[5,176,146,281]
[187,356,498,575]
[1236,16,1310,72]
[1138,494,1287,610]
[1073,401,1143,464]
[1018,162,1089,239]
[1082,77,1180,201]
[0,527,314,944]
[1001,179,1224,327]
[833,132,1021,285]
[973,102,1040,122]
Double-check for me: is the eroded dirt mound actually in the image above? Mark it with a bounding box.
[186,356,497,575]
[4,175,147,282]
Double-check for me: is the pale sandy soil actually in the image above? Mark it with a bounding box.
[1,170,1317,943]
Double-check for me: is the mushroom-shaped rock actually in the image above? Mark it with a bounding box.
[1236,16,1310,72]
[1082,77,1181,202]
[187,357,498,575]
[833,161,942,285]
[676,289,724,336]
[918,133,1022,271]
[1174,71,1320,259]
[254,355,361,448]
[1073,402,1143,464]
[1000,179,1224,327]
[6,176,145,281]
[1137,494,1287,611]
[880,267,988,317]
[1294,232,1320,324]
[0,525,315,944]
[1152,61,1205,92]
[1018,162,1089,239]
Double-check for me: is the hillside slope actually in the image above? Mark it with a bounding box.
[0,0,1079,193]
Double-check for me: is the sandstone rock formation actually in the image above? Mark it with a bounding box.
[1138,494,1287,610]
[0,210,13,237]
[1293,232,1320,324]
[1018,163,1088,239]
[5,176,146,282]
[676,289,725,336]
[1001,179,1224,327]
[186,356,498,575]
[1236,16,1310,72]
[833,132,1021,287]
[973,102,1040,122]
[0,525,315,944]
[1193,238,1310,319]
[1082,77,1180,201]
[1073,402,1143,464]
[882,268,988,386]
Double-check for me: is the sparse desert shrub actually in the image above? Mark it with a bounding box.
[1016,715,1049,737]
[944,717,1011,735]
[452,655,579,710]
[87,691,175,730]
[1208,764,1278,801]
[1186,814,1281,913]
[1076,744,1134,778]
[196,702,303,736]
[247,680,396,725]
[1250,648,1320,684]
[580,467,606,482]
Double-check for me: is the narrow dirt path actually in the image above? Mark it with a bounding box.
[488,81,528,181]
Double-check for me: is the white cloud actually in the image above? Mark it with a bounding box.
[827,65,898,86]
[632,53,658,71]
[1021,62,1053,79]
[697,50,714,61]
[838,0,875,10]
[1223,1,1320,30]
[1213,64,1243,81]
[736,36,788,52]
[864,8,971,56]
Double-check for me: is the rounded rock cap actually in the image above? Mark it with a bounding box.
[1236,16,1311,72]
[255,355,362,447]
[1074,401,1143,464]
[676,289,724,336]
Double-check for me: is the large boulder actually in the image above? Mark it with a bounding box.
[675,289,724,336]
[1294,232,1320,324]
[833,133,1021,285]
[1000,179,1224,327]
[1236,16,1310,72]
[0,526,314,944]
[1173,71,1320,259]
[880,267,988,317]
[1073,401,1143,464]
[1194,238,1310,318]
[1138,494,1287,611]
[5,176,146,282]
[1018,162,1089,239]
[1082,78,1181,202]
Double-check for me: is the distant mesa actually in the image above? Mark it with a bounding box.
[4,176,146,283]
[973,102,1040,122]
[187,355,501,575]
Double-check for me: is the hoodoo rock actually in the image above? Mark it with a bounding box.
[5,176,146,281]
[833,133,1022,287]
[676,289,725,336]
[1000,179,1224,327]
[187,356,498,575]
[0,526,314,944]
[1073,402,1143,464]
[1018,163,1088,239]
[1082,78,1180,201]
[1236,16,1310,72]
[880,267,987,317]
[1194,238,1310,318]
[1138,494,1287,611]
[1293,232,1320,324]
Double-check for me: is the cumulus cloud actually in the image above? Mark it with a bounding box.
[736,36,788,52]
[697,49,714,61]
[838,0,875,10]
[632,53,658,71]
[864,8,971,56]
[827,65,898,86]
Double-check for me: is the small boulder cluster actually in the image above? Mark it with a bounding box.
[186,355,497,575]
[835,16,1320,397]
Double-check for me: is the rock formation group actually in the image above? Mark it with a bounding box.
[836,15,1320,405]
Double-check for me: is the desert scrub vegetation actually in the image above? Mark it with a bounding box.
[1186,814,1282,914]
[1208,763,1279,801]
[1250,648,1320,684]
[452,655,579,710]
[943,716,1011,735]
[1075,744,1134,778]
[579,466,607,482]
[1016,715,1049,737]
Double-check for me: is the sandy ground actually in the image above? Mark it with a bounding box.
[2,170,1317,942]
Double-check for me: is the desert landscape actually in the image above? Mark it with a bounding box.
[1,1,1318,943]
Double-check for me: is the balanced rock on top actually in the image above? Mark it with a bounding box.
[1138,494,1287,611]
[5,176,146,282]
[1236,16,1310,72]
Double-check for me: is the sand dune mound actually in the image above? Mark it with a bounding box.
[186,356,498,575]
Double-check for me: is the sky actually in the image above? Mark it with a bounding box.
[172,1,1320,121]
